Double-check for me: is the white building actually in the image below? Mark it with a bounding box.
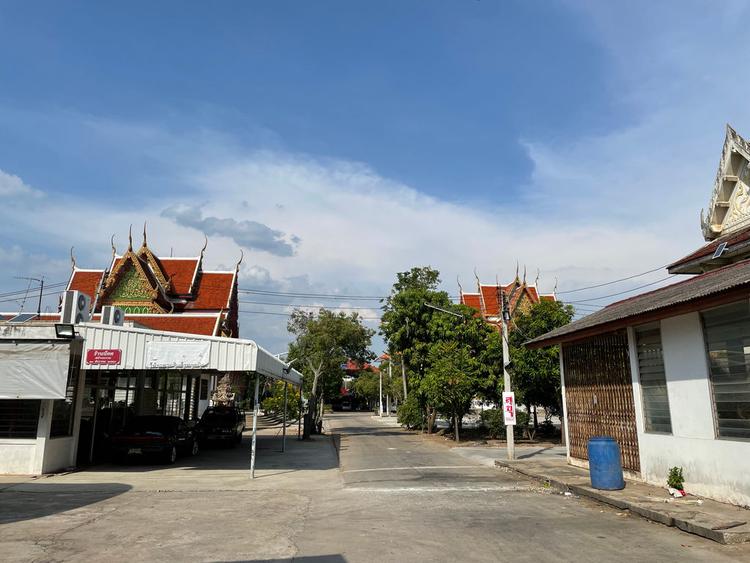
[529,125,750,508]
[0,319,301,475]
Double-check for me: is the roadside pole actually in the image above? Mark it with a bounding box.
[387,360,392,416]
[379,365,384,416]
[297,377,303,440]
[250,374,260,478]
[282,382,288,452]
[500,292,515,461]
[401,354,408,399]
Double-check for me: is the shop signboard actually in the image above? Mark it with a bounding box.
[85,349,122,365]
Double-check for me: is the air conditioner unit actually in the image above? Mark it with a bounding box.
[101,305,124,326]
[60,290,91,324]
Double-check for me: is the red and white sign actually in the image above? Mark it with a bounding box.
[86,349,122,365]
[503,391,516,425]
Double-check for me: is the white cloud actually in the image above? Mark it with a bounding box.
[0,169,42,198]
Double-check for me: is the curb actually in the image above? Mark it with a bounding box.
[494,460,750,545]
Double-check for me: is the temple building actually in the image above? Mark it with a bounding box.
[66,226,239,338]
[529,124,750,508]
[459,271,556,330]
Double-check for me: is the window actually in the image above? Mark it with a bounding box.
[702,301,750,439]
[0,400,41,438]
[635,324,672,433]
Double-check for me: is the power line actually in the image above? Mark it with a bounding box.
[238,309,381,321]
[568,275,676,303]
[238,299,381,310]
[555,264,669,295]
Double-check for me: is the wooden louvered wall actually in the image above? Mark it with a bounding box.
[562,331,640,472]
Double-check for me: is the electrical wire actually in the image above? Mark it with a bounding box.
[555,264,669,295]
[566,275,676,303]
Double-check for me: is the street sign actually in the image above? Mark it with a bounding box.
[85,349,122,365]
[503,391,516,425]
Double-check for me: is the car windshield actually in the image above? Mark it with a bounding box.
[125,416,177,433]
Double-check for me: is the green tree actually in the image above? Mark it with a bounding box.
[380,267,453,390]
[422,340,477,441]
[352,370,380,409]
[287,308,374,436]
[261,380,300,421]
[509,300,574,426]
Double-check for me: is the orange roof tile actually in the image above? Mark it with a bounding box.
[160,258,200,295]
[480,285,502,316]
[461,293,482,310]
[186,272,234,310]
[128,314,220,336]
[67,270,105,303]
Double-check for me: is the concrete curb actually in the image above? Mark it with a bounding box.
[494,459,750,545]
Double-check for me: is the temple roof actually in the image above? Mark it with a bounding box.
[66,230,238,337]
[459,277,555,322]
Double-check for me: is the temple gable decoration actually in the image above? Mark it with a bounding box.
[701,124,750,241]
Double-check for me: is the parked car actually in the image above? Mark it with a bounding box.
[197,406,245,446]
[110,415,199,464]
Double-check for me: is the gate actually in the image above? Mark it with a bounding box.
[562,330,640,472]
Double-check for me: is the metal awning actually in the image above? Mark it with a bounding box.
[78,323,302,386]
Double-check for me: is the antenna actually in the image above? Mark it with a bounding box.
[14,276,44,316]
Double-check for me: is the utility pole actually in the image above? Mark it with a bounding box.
[387,360,392,416]
[500,291,515,461]
[401,355,408,400]
[379,363,384,416]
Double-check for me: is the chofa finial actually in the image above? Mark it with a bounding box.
[70,247,76,270]
[142,221,148,247]
[201,235,208,259]
[128,225,133,252]
[110,234,117,259]
[235,249,244,271]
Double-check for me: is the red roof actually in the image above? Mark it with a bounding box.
[129,314,220,336]
[185,272,234,310]
[461,293,482,309]
[668,225,750,272]
[160,258,199,295]
[67,270,105,303]
[480,285,501,316]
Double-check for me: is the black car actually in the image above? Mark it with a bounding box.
[110,415,199,464]
[197,406,245,446]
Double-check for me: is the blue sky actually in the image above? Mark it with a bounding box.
[1,1,749,352]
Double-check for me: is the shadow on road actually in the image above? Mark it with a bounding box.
[222,557,346,563]
[0,482,131,524]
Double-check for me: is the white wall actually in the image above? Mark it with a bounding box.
[629,313,750,508]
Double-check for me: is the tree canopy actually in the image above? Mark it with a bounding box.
[509,299,574,418]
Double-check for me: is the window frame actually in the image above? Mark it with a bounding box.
[700,299,750,442]
[634,322,673,435]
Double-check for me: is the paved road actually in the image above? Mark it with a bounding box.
[1,412,749,562]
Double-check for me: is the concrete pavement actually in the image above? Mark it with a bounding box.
[1,412,749,562]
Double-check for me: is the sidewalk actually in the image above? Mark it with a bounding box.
[492,453,750,545]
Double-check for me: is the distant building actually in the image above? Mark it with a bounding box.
[66,227,239,337]
[459,273,556,329]
[529,125,750,508]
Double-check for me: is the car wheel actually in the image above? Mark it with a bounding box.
[164,445,177,464]
[190,440,199,457]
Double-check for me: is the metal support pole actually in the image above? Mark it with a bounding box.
[282,382,288,452]
[379,367,384,416]
[401,355,408,400]
[387,361,393,417]
[501,293,515,461]
[250,374,260,478]
[298,378,303,440]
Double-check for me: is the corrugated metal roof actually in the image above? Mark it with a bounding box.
[77,323,301,385]
[528,259,750,347]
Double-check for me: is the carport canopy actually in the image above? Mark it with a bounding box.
[78,322,302,385]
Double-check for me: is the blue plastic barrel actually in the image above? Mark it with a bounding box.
[587,436,625,490]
